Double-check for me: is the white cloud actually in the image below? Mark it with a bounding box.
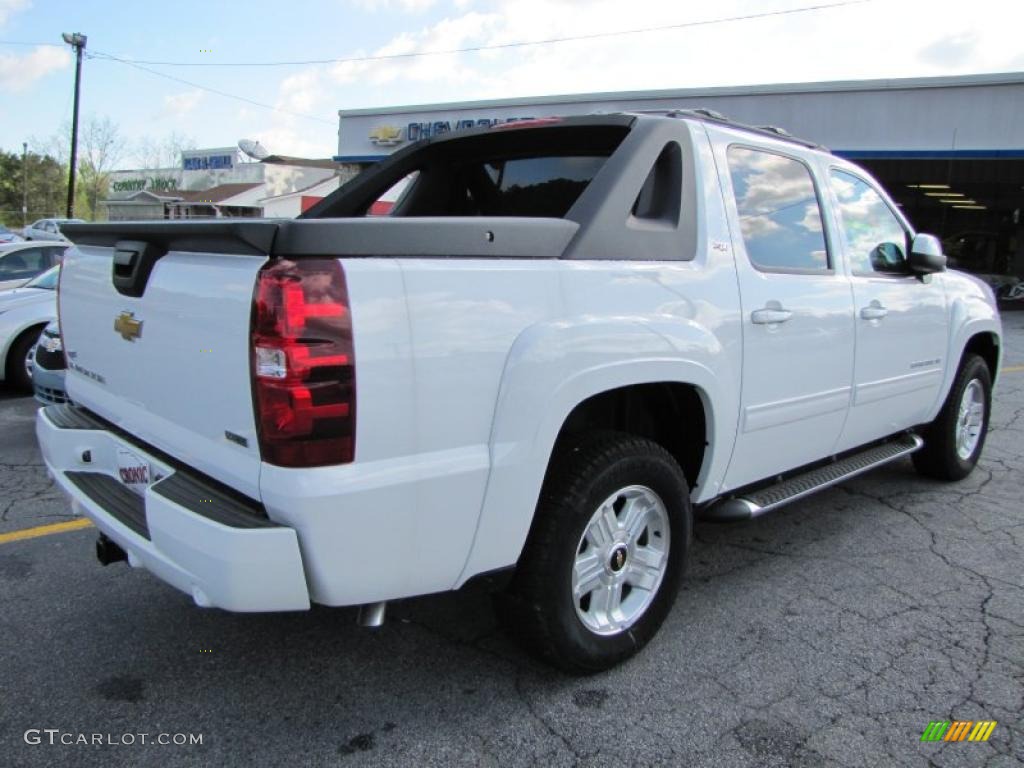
[0,45,69,92]
[918,32,980,69]
[299,0,1024,112]
[163,89,204,117]
[222,0,1024,157]
[278,69,322,113]
[0,0,29,25]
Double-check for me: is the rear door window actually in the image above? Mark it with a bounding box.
[727,146,830,272]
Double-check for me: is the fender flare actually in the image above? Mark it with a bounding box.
[455,316,736,585]
[933,297,1001,414]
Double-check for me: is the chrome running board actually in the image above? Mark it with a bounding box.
[700,433,923,522]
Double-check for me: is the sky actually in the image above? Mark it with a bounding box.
[0,0,1021,168]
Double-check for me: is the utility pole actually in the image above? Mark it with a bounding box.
[22,142,28,229]
[62,32,87,219]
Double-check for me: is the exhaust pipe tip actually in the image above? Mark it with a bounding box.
[95,534,127,567]
[357,601,387,628]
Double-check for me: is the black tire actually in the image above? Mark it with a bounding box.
[912,353,992,481]
[6,326,43,393]
[497,431,691,673]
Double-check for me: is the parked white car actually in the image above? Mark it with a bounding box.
[23,218,84,242]
[39,113,1002,671]
[0,242,68,291]
[0,264,58,391]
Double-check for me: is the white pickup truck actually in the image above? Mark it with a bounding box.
[38,113,1001,672]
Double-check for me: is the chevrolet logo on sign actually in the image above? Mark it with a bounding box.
[114,311,143,342]
[368,125,404,146]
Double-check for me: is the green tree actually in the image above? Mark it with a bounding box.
[0,150,67,228]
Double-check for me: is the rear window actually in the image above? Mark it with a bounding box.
[479,156,606,217]
[390,152,610,218]
[305,119,631,220]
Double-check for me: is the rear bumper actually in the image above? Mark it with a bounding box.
[36,405,310,612]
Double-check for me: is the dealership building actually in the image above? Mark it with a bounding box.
[335,72,1024,285]
[103,147,355,221]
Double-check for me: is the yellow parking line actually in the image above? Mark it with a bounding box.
[0,517,93,545]
[1002,365,1024,373]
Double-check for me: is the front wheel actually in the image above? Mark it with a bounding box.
[6,328,41,393]
[497,432,691,673]
[912,353,992,481]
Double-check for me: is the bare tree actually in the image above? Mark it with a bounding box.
[78,116,128,219]
[133,131,197,170]
[31,116,129,219]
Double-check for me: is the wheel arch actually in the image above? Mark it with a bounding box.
[547,382,709,492]
[456,348,730,587]
[2,320,48,382]
[962,331,1001,385]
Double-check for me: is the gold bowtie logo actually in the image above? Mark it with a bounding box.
[114,311,143,341]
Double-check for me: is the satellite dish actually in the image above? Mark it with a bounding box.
[238,139,270,160]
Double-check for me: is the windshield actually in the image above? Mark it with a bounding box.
[25,265,59,290]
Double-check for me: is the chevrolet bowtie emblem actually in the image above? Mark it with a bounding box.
[114,311,143,341]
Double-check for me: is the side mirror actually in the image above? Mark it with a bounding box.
[908,233,946,274]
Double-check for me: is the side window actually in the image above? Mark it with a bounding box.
[727,146,829,272]
[829,170,909,274]
[0,248,43,280]
[42,246,67,265]
[18,247,46,271]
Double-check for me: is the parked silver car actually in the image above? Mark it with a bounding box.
[32,319,69,404]
[0,264,58,392]
[23,218,84,242]
[0,242,68,291]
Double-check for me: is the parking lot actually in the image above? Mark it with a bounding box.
[0,315,1020,768]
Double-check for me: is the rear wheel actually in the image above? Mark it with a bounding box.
[497,432,691,673]
[6,327,42,393]
[912,353,992,481]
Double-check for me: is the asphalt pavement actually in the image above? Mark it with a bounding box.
[2,315,1022,767]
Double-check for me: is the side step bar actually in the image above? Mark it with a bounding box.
[700,433,923,522]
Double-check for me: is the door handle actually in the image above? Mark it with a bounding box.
[860,304,889,320]
[751,307,793,325]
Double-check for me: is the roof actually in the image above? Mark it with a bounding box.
[175,183,263,204]
[337,71,1024,117]
[261,155,340,170]
[0,240,68,252]
[258,174,342,203]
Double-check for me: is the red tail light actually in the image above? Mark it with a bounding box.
[251,258,356,467]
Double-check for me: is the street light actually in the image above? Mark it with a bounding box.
[22,142,27,229]
[61,32,87,219]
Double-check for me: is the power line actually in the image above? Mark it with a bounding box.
[91,0,871,67]
[0,40,64,47]
[87,52,335,125]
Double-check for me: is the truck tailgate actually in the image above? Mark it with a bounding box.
[59,241,267,499]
